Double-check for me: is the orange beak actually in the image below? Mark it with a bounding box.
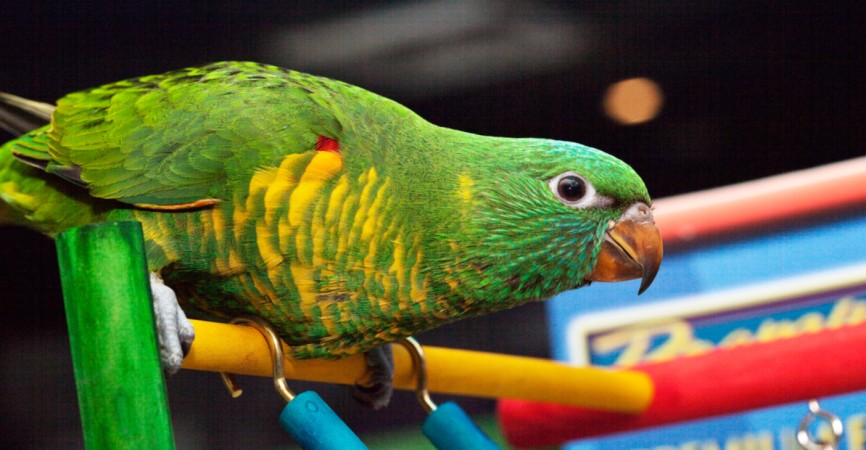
[587,202,663,294]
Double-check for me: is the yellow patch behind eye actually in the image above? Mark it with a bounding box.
[457,174,474,201]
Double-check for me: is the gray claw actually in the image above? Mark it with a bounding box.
[149,272,195,374]
[353,344,394,409]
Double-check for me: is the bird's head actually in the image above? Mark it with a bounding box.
[444,137,662,305]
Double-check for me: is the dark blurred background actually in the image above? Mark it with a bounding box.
[0,1,863,448]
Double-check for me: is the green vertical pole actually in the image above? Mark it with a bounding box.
[56,221,175,449]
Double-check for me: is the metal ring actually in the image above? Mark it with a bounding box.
[797,399,843,450]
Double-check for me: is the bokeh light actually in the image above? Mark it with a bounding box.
[603,77,664,125]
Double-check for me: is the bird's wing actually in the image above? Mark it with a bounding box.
[10,62,344,209]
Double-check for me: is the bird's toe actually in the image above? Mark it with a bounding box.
[353,344,394,409]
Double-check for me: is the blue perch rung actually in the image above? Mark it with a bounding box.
[422,401,500,450]
[279,391,368,450]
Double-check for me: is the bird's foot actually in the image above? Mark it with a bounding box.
[150,272,195,374]
[353,344,394,409]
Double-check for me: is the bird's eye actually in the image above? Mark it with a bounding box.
[549,172,596,208]
[558,176,586,201]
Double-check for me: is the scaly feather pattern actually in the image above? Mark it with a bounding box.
[0,62,652,358]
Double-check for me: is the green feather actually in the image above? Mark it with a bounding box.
[0,61,652,358]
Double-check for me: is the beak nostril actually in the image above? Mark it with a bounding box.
[623,202,654,224]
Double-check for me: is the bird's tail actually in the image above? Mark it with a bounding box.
[0,92,54,137]
[0,93,55,226]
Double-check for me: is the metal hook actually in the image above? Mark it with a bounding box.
[797,399,843,450]
[396,337,437,414]
[219,316,296,403]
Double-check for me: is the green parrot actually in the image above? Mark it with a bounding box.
[0,61,662,406]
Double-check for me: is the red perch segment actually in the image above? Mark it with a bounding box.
[498,322,866,448]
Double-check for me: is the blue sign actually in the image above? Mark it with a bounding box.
[546,213,866,449]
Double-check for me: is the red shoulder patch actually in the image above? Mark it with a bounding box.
[315,135,340,153]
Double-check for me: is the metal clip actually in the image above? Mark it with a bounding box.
[219,316,296,403]
[397,337,437,413]
[218,317,368,449]
[398,337,501,449]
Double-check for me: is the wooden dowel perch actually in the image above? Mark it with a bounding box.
[56,222,176,449]
[182,319,653,413]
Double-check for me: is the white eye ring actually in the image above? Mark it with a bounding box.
[548,171,597,209]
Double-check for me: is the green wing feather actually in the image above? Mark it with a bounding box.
[19,62,344,206]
